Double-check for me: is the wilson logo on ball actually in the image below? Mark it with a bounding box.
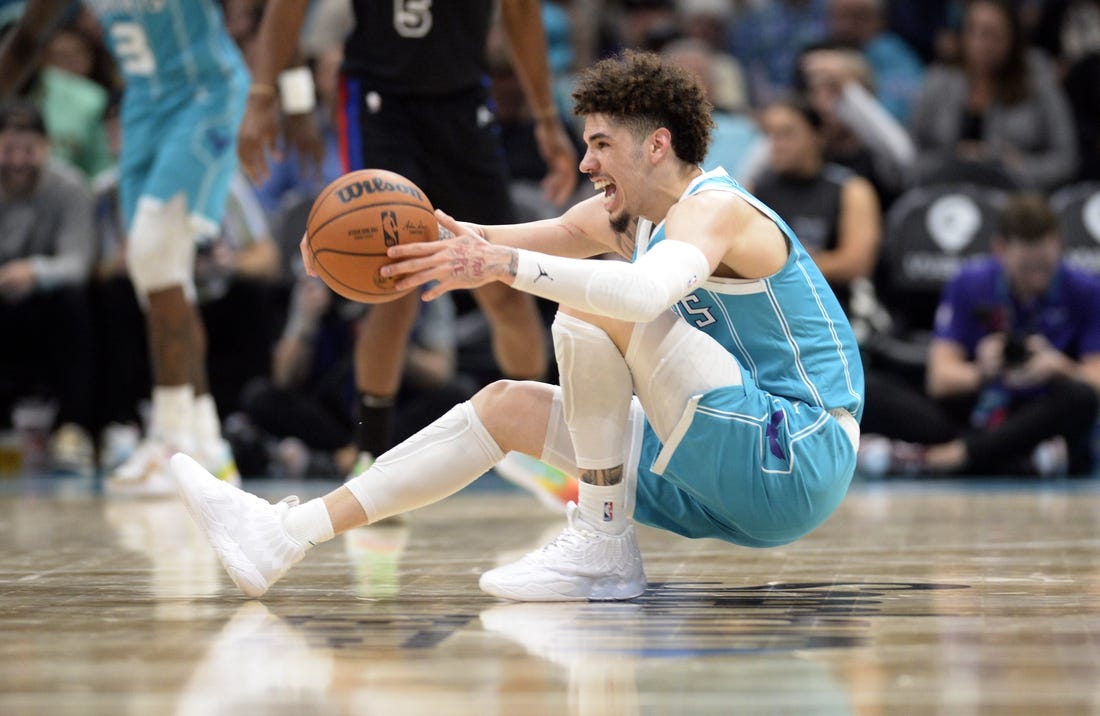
[336,178,426,204]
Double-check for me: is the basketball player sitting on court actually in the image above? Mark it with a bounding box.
[171,51,865,602]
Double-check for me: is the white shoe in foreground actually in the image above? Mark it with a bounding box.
[479,502,646,602]
[169,453,306,598]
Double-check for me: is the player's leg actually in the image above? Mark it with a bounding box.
[479,309,649,601]
[349,292,421,471]
[170,379,557,597]
[108,193,202,494]
[109,86,245,492]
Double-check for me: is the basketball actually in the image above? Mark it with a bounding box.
[306,169,438,303]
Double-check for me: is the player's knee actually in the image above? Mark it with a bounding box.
[126,197,196,295]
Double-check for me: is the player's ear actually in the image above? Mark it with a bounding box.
[649,128,672,162]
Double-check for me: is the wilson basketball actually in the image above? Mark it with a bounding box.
[306,169,438,303]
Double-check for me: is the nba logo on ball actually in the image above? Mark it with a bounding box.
[381,210,399,246]
[603,500,614,522]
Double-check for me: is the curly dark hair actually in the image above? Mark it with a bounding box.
[571,50,714,165]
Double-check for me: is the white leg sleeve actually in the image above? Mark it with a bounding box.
[552,312,634,470]
[127,194,197,301]
[344,401,505,523]
[625,310,743,443]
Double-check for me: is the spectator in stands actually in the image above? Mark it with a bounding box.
[795,43,916,205]
[910,0,1078,192]
[752,98,881,316]
[0,100,96,475]
[859,193,1100,476]
[826,0,924,123]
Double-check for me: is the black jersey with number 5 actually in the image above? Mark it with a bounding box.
[342,0,495,95]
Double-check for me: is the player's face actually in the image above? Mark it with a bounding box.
[579,114,647,234]
[0,129,47,198]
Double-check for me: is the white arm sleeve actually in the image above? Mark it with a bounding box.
[511,240,711,322]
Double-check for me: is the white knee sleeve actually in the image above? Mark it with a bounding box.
[552,312,633,470]
[625,310,742,443]
[127,195,197,299]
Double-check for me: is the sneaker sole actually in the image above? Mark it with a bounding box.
[169,453,270,598]
[478,571,646,602]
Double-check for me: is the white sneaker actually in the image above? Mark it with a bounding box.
[479,502,646,602]
[494,451,579,514]
[104,437,180,497]
[169,452,307,598]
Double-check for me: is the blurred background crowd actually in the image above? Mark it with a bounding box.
[1,0,1099,480]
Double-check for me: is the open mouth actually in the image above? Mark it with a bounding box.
[593,178,618,212]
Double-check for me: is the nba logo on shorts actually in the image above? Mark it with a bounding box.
[381,210,399,246]
[603,500,614,522]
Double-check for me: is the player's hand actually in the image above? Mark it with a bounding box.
[534,116,578,206]
[283,112,325,180]
[383,209,515,300]
[239,93,281,183]
[298,231,318,277]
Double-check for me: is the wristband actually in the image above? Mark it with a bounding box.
[277,67,316,114]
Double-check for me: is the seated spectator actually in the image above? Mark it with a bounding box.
[826,0,924,123]
[796,43,916,205]
[0,100,95,475]
[751,99,881,315]
[859,193,1100,477]
[910,0,1078,192]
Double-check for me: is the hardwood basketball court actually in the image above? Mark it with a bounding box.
[2,473,1099,714]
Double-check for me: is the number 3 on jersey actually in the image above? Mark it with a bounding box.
[111,22,155,76]
[394,0,432,38]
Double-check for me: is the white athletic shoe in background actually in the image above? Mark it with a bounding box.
[104,437,181,497]
[479,502,646,602]
[169,453,306,598]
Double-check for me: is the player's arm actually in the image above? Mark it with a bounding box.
[0,0,70,100]
[385,202,724,322]
[475,192,626,259]
[499,0,578,206]
[238,0,316,182]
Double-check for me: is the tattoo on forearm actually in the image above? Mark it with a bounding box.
[581,466,623,486]
[507,249,518,278]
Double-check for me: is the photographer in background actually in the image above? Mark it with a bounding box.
[859,192,1100,476]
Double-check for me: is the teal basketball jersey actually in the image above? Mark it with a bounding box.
[86,0,248,104]
[637,167,864,420]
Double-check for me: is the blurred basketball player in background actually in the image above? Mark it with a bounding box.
[0,0,258,492]
[241,0,579,504]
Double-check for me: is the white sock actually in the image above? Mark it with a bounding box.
[283,497,335,547]
[344,402,504,523]
[578,479,628,534]
[151,385,195,444]
[193,394,222,444]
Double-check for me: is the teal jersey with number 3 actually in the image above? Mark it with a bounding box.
[85,0,248,106]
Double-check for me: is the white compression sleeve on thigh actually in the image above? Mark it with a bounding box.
[552,312,633,469]
[512,240,711,323]
[344,401,505,523]
[625,309,743,443]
